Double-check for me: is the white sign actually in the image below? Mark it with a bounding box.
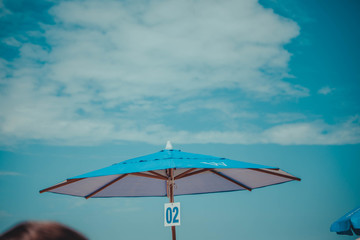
[164,202,181,227]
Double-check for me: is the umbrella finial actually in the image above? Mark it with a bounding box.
[165,141,173,150]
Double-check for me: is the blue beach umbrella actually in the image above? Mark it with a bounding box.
[331,207,360,236]
[40,142,301,240]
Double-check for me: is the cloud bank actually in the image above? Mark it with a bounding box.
[0,0,359,146]
[0,171,22,176]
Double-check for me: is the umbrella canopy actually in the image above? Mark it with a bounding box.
[40,146,300,198]
[331,207,360,236]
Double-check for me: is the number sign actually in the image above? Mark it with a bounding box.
[164,202,181,227]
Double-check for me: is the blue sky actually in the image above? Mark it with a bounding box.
[0,0,359,239]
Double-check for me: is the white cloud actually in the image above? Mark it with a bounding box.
[139,116,360,145]
[0,171,22,176]
[2,37,22,47]
[0,0,11,17]
[3,0,356,147]
[0,210,12,217]
[318,86,335,95]
[261,117,360,145]
[265,112,307,124]
[41,0,305,101]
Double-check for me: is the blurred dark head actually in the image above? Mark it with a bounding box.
[0,221,87,240]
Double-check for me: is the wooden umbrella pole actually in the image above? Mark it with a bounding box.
[169,168,176,240]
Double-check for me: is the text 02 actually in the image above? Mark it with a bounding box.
[164,202,181,227]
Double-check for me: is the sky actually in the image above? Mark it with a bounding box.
[0,0,359,239]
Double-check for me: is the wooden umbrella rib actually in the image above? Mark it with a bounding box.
[148,171,168,180]
[85,174,128,199]
[130,172,167,180]
[249,168,301,181]
[39,178,85,193]
[174,168,212,180]
[210,170,252,191]
[174,168,196,180]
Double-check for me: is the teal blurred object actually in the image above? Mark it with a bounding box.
[331,207,360,236]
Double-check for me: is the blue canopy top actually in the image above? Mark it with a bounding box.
[331,206,360,236]
[71,149,275,179]
[40,146,300,198]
